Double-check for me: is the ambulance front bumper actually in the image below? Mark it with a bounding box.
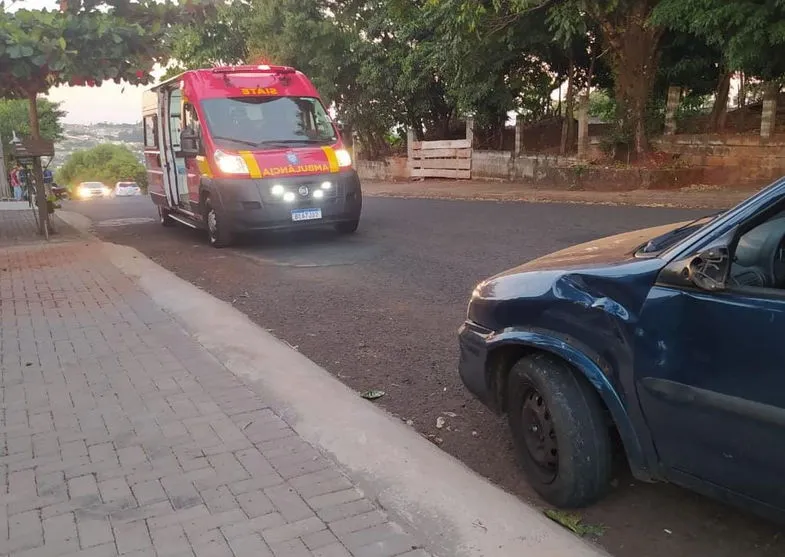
[207,170,362,232]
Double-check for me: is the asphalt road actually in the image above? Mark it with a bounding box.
[64,195,785,557]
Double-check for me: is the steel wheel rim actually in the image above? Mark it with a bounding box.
[207,208,218,241]
[520,387,559,482]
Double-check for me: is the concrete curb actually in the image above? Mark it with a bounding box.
[100,238,609,557]
[55,209,95,236]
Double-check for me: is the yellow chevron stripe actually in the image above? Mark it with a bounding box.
[321,146,340,173]
[239,151,262,178]
[195,156,212,178]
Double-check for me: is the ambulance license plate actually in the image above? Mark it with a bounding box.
[291,208,322,222]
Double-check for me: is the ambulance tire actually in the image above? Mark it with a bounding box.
[158,206,174,227]
[334,219,359,234]
[204,197,234,248]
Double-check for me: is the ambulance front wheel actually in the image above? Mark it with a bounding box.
[158,206,174,227]
[335,218,359,234]
[204,197,234,248]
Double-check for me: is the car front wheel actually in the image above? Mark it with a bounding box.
[507,353,613,508]
[334,218,359,234]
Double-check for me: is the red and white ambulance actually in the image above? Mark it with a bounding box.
[141,64,362,247]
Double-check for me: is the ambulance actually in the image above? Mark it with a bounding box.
[141,65,363,247]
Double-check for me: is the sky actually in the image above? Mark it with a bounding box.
[13,0,160,125]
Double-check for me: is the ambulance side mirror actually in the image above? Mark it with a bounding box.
[180,127,201,158]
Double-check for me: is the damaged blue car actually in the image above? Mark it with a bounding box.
[459,178,785,521]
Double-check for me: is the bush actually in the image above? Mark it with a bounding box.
[56,144,147,190]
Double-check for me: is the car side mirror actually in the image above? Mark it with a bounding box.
[658,228,736,292]
[686,246,730,291]
[180,128,201,157]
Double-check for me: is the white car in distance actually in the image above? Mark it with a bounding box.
[114,181,142,197]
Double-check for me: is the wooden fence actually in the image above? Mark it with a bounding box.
[409,139,472,179]
[407,120,474,179]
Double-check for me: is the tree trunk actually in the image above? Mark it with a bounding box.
[27,92,49,235]
[709,70,732,132]
[592,1,663,156]
[561,56,576,155]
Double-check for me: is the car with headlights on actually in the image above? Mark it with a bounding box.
[459,177,785,522]
[76,181,111,200]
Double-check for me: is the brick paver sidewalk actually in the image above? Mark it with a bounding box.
[0,208,81,247]
[0,242,430,557]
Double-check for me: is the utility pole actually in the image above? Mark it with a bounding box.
[0,132,9,199]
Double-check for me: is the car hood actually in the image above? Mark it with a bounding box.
[498,220,693,276]
[469,221,690,328]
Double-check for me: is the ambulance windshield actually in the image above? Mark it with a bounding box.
[201,96,337,149]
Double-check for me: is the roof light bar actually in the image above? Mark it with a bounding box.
[211,65,296,75]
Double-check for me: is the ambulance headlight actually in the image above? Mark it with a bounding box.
[313,189,324,199]
[334,149,352,168]
[320,181,332,190]
[271,184,284,196]
[283,192,296,203]
[214,150,249,175]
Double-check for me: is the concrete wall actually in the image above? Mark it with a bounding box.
[655,134,785,188]
[357,133,785,190]
[356,157,409,181]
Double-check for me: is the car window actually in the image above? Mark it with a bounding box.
[730,209,785,290]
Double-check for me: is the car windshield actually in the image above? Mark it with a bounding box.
[637,211,724,255]
[200,96,337,150]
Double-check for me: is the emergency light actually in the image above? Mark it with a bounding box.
[211,65,296,75]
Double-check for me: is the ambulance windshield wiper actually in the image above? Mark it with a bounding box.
[211,136,262,148]
[256,139,335,147]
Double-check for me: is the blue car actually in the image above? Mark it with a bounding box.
[459,178,785,521]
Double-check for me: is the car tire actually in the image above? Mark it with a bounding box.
[507,353,612,508]
[204,197,233,248]
[158,206,175,227]
[334,219,359,234]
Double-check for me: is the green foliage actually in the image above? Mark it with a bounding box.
[56,144,147,190]
[165,0,785,156]
[587,90,615,122]
[653,0,785,82]
[0,1,216,104]
[0,97,65,147]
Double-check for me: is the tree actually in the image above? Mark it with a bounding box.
[653,0,785,132]
[0,99,65,146]
[448,0,664,155]
[56,144,147,190]
[0,0,210,233]
[0,98,65,194]
[166,0,461,157]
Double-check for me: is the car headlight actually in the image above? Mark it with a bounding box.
[214,150,249,175]
[102,187,111,196]
[78,186,89,197]
[334,149,352,168]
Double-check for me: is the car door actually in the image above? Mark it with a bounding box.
[634,211,785,510]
